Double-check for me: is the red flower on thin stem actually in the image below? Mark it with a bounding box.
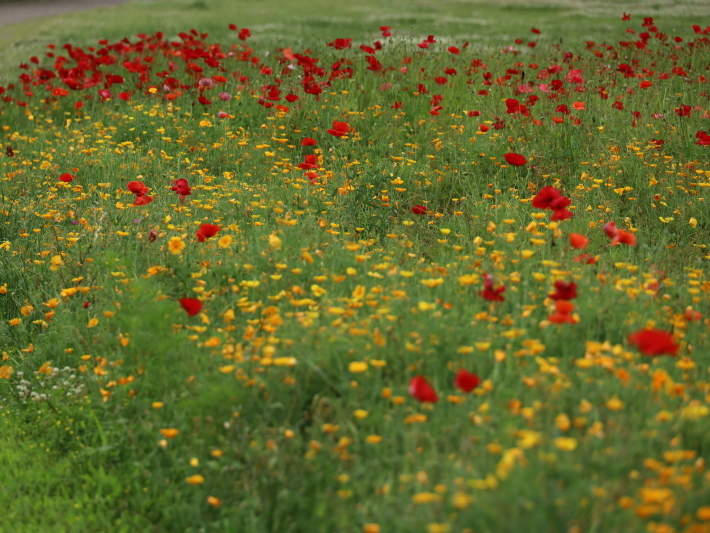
[532,186,561,209]
[326,121,349,137]
[603,222,636,246]
[503,153,527,166]
[569,233,589,249]
[479,274,505,302]
[408,375,438,403]
[59,173,76,183]
[628,328,678,356]
[133,194,154,206]
[196,223,220,242]
[179,298,203,316]
[548,300,577,324]
[411,205,427,215]
[549,280,577,301]
[453,369,480,393]
[171,178,191,203]
[297,154,319,170]
[127,181,149,195]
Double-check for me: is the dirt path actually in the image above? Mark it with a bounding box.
[0,0,131,28]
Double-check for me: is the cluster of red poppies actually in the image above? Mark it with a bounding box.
[531,185,573,221]
[408,369,480,403]
[547,280,578,324]
[127,180,153,206]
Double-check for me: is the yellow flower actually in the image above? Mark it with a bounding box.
[269,234,282,250]
[8,318,21,326]
[353,409,369,420]
[50,255,63,270]
[348,361,368,373]
[151,402,164,409]
[185,475,204,485]
[606,396,624,411]
[218,235,233,248]
[168,236,185,255]
[311,284,327,297]
[457,273,479,286]
[554,437,578,451]
[412,492,441,504]
[0,365,14,379]
[555,414,571,432]
[87,318,99,328]
[365,435,382,444]
[159,428,179,439]
[681,403,709,420]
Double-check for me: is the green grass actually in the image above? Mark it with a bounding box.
[1,1,709,532]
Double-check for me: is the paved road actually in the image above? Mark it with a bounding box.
[0,0,131,27]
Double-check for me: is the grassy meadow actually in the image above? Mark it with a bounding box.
[1,1,709,532]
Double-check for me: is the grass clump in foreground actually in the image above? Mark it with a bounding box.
[0,9,709,533]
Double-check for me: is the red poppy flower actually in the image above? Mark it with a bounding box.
[411,205,427,215]
[603,221,618,239]
[574,253,597,265]
[327,121,350,137]
[301,137,317,146]
[549,280,577,300]
[532,186,561,209]
[171,178,191,202]
[569,233,589,249]
[675,105,691,117]
[453,369,480,393]
[479,274,505,302]
[408,375,438,403]
[503,153,527,166]
[549,196,571,210]
[684,307,702,321]
[548,300,577,324]
[179,298,203,316]
[612,229,636,246]
[696,131,710,146]
[297,154,319,170]
[328,38,352,50]
[133,194,154,206]
[605,222,636,246]
[59,173,76,183]
[127,181,149,195]
[550,208,574,221]
[196,223,220,242]
[628,328,678,356]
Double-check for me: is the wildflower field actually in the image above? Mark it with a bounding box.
[1,2,709,531]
